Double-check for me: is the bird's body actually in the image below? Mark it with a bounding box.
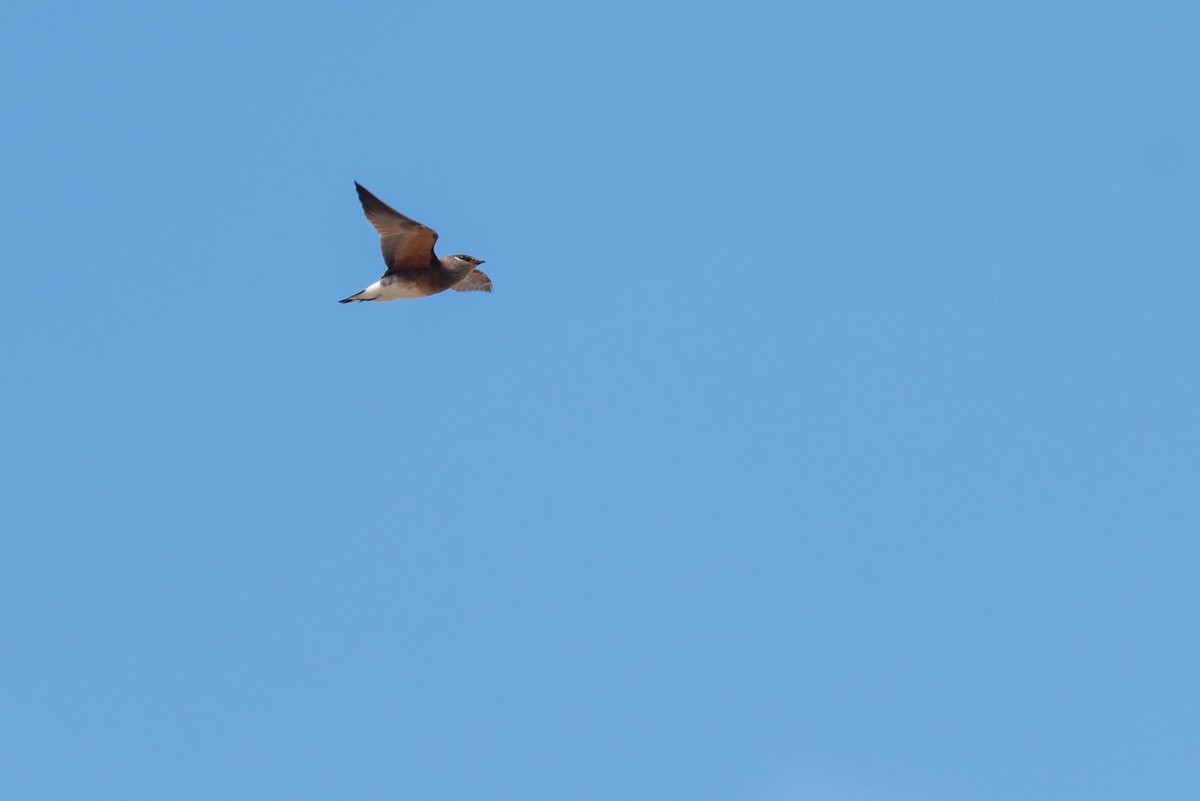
[349,266,469,302]
[340,182,491,303]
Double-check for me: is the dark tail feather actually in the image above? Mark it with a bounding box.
[339,291,369,304]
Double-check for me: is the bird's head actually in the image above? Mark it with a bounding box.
[449,254,485,267]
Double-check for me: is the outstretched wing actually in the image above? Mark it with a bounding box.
[355,182,439,273]
[453,269,493,293]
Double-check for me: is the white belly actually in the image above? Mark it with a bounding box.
[363,279,429,301]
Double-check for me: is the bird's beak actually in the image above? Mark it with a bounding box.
[477,259,486,265]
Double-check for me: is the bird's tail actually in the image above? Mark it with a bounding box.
[339,290,370,303]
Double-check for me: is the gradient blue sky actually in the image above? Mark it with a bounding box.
[2,2,1198,800]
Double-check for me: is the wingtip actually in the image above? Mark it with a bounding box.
[355,182,381,205]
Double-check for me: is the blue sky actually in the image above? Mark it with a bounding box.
[2,1,1198,799]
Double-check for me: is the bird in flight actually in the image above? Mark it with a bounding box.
[340,182,491,303]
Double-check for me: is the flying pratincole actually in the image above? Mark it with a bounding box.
[340,182,491,303]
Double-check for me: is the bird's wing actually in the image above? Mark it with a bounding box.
[452,269,493,293]
[355,182,439,272]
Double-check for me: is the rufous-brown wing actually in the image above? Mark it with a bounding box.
[355,182,439,273]
[452,269,493,293]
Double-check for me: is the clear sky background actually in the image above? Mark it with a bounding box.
[2,2,1198,800]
